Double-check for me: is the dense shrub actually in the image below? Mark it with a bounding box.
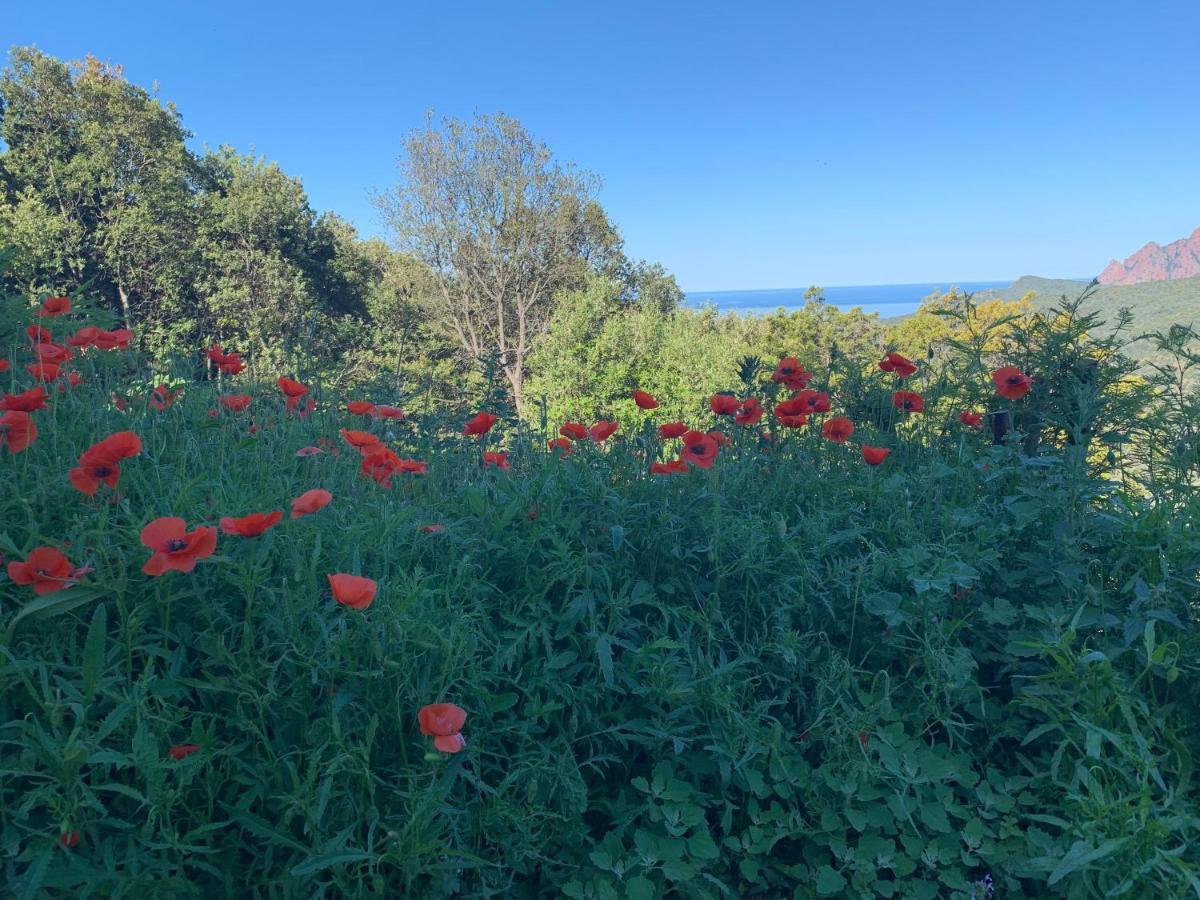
[2,289,1199,898]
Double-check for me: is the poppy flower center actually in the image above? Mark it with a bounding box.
[93,466,113,477]
[1008,376,1021,385]
[691,444,708,455]
[166,538,188,552]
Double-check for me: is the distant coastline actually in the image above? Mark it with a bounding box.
[683,281,1014,317]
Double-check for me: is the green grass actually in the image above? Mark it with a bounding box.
[2,299,1200,898]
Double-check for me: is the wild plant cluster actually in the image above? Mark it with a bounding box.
[2,286,1199,898]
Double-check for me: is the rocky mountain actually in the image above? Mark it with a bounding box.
[1099,227,1200,285]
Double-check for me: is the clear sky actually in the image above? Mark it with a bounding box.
[6,1,1199,290]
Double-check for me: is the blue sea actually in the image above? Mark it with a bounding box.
[684,281,1012,318]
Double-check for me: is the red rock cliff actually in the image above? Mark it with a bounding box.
[1098,227,1200,284]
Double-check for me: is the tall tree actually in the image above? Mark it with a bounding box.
[193,148,332,357]
[376,113,617,413]
[0,49,199,332]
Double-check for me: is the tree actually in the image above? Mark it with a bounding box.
[376,113,616,413]
[0,49,199,333]
[194,148,331,358]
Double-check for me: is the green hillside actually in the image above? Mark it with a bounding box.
[975,275,1200,358]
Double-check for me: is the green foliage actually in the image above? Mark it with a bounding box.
[3,278,1200,898]
[974,275,1200,366]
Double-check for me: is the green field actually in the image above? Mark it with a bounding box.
[3,295,1200,898]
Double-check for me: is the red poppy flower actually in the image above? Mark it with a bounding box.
[148,384,179,410]
[992,366,1032,400]
[169,743,200,761]
[84,430,143,464]
[463,412,499,436]
[590,420,619,442]
[220,510,283,537]
[399,457,430,475]
[0,410,38,453]
[376,405,405,420]
[632,389,659,410]
[548,437,573,456]
[483,451,509,470]
[140,517,218,576]
[26,324,52,344]
[111,393,128,412]
[38,296,71,317]
[822,416,854,443]
[347,400,376,416]
[360,449,425,485]
[2,386,49,412]
[559,421,588,440]
[277,376,308,397]
[771,357,813,390]
[218,394,252,412]
[360,447,401,486]
[67,326,101,348]
[69,458,122,496]
[295,445,324,458]
[7,546,77,595]
[794,389,831,414]
[59,830,81,849]
[710,393,739,415]
[650,459,689,475]
[35,342,72,364]
[658,421,688,439]
[858,730,870,750]
[776,414,809,428]
[328,573,377,610]
[341,428,383,454]
[291,488,332,518]
[774,396,807,417]
[0,359,7,373]
[418,702,467,753]
[680,430,719,468]
[861,444,890,465]
[959,410,983,428]
[878,351,918,378]
[892,391,925,413]
[419,523,445,533]
[26,362,60,382]
[707,429,731,447]
[57,372,83,392]
[734,397,763,426]
[207,344,246,374]
[94,329,133,351]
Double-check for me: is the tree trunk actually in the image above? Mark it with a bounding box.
[117,282,134,332]
[989,410,1013,446]
[505,363,525,417]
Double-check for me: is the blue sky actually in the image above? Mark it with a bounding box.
[6,1,1200,290]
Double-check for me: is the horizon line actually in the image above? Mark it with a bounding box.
[683,275,1095,295]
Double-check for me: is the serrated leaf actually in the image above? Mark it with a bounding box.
[82,602,108,699]
[6,586,107,636]
[1048,838,1130,885]
[596,635,614,687]
[486,692,519,713]
[625,875,655,900]
[816,865,846,895]
[687,830,719,860]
